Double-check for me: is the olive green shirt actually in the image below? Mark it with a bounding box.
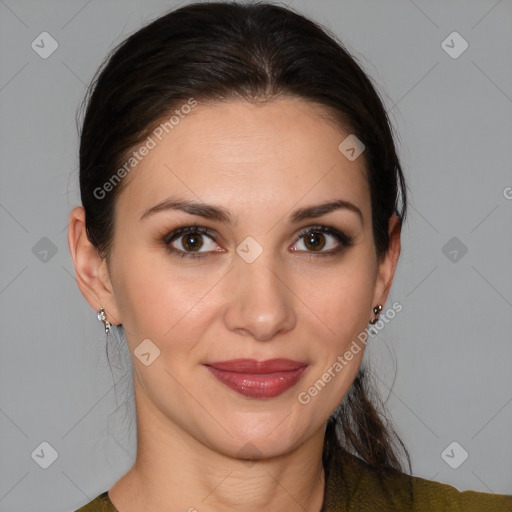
[75,452,512,511]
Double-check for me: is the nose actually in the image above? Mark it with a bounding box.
[222,251,297,341]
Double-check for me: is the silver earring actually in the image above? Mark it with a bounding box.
[97,307,112,335]
[369,304,382,325]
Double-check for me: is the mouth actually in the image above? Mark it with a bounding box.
[204,358,308,399]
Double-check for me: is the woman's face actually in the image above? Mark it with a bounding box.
[79,97,399,460]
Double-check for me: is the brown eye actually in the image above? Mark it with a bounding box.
[164,226,220,258]
[302,232,326,251]
[292,225,354,257]
[180,232,204,252]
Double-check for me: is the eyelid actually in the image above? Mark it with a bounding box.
[163,224,218,244]
[163,225,222,257]
[162,223,354,259]
[295,224,354,248]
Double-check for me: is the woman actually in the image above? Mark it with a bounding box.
[68,2,511,510]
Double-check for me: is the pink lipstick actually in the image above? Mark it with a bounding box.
[204,358,308,399]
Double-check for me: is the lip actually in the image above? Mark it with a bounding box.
[204,359,308,399]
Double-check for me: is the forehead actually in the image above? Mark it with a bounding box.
[115,97,370,222]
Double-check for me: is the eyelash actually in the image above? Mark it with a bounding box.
[162,224,354,260]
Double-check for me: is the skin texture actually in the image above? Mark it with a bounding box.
[68,97,401,512]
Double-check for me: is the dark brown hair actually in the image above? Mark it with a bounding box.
[78,0,411,480]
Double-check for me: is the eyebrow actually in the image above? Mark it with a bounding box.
[139,197,363,224]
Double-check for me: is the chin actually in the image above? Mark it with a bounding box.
[204,415,312,462]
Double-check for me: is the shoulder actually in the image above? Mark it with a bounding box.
[325,451,512,511]
[408,474,512,512]
[74,491,118,512]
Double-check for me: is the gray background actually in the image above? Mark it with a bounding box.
[0,0,511,510]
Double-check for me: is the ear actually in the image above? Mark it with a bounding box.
[67,206,122,325]
[370,212,402,316]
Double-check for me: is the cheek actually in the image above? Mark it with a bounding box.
[298,256,376,342]
[113,235,376,353]
[112,250,218,348]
